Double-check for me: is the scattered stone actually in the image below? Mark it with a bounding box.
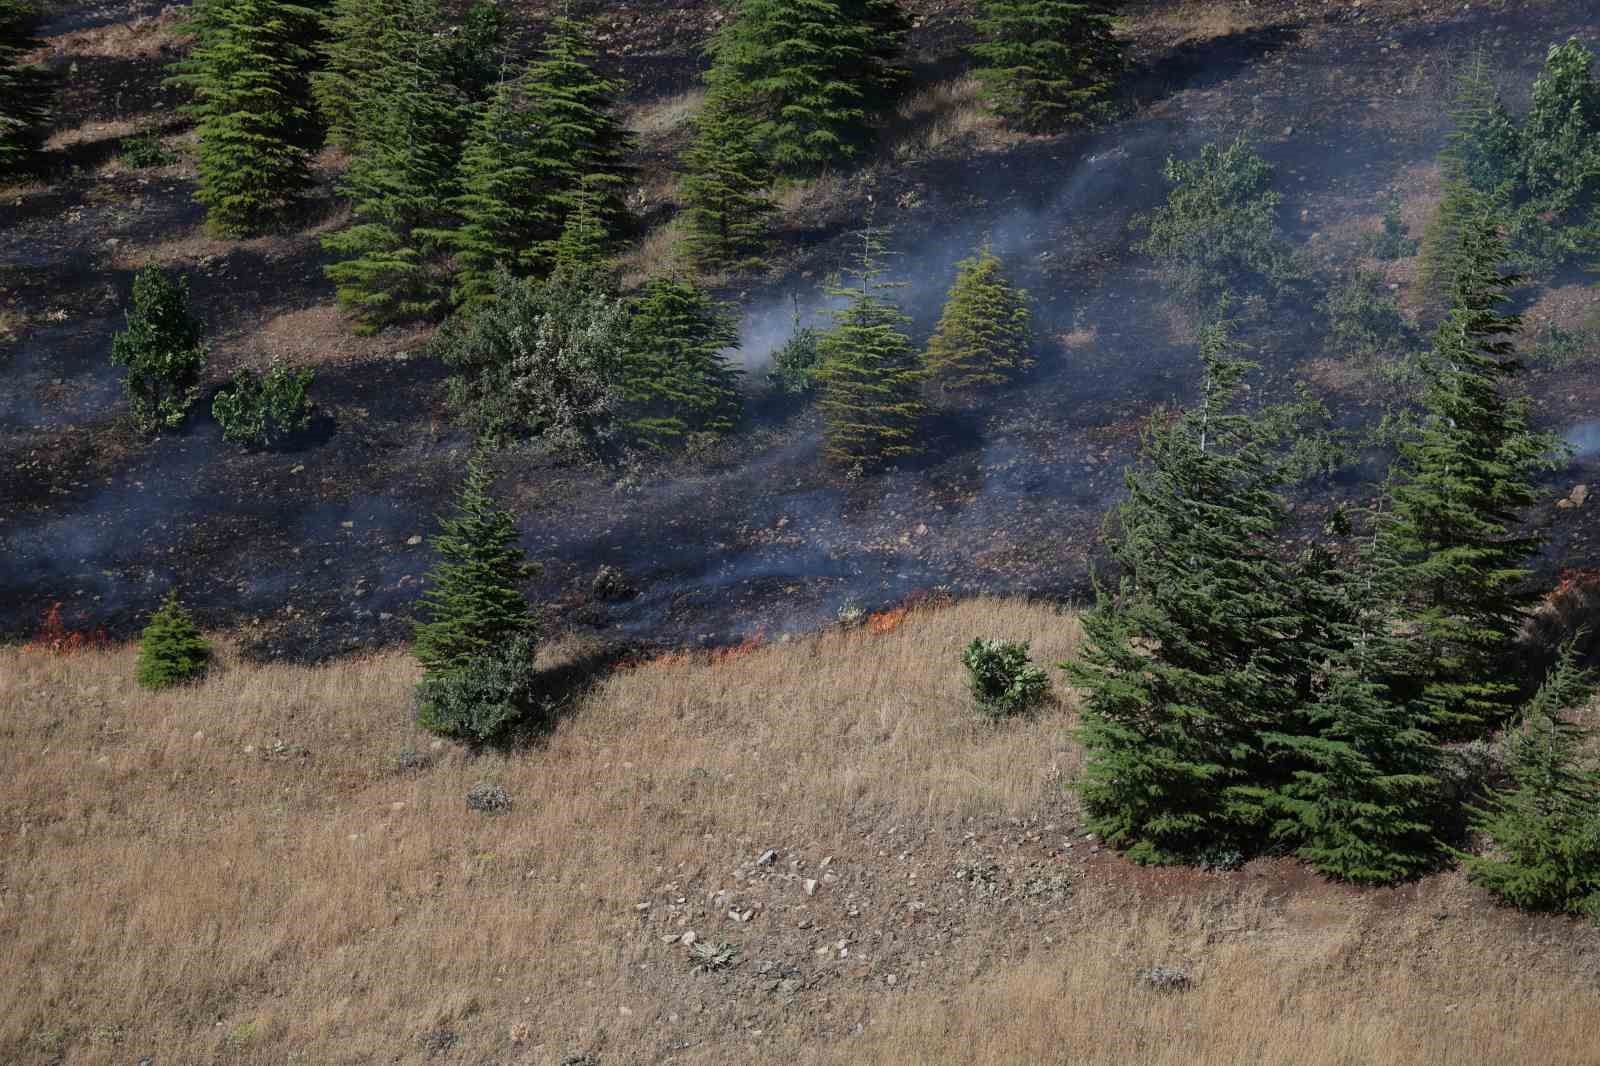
[1138,965,1193,992]
[756,848,778,866]
[680,930,697,946]
[803,878,818,896]
[406,535,423,546]
[416,1027,458,1057]
[466,783,511,814]
[395,747,432,773]
[591,564,637,601]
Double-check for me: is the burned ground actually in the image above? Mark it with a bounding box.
[2,0,1598,661]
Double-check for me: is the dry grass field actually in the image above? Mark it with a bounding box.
[4,598,1598,1065]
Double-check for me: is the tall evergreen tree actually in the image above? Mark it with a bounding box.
[814,224,926,465]
[1062,323,1303,865]
[680,102,776,273]
[311,0,385,147]
[703,0,909,174]
[322,0,464,331]
[168,0,324,236]
[448,15,633,307]
[969,0,1125,131]
[619,278,743,452]
[924,244,1034,391]
[1463,643,1600,920]
[1379,193,1559,734]
[413,453,538,675]
[0,0,52,177]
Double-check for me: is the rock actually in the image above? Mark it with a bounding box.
[1572,484,1589,507]
[756,848,778,866]
[803,878,818,896]
[1138,965,1192,992]
[778,977,802,995]
[592,565,637,601]
[466,783,511,813]
[406,535,423,546]
[680,930,697,946]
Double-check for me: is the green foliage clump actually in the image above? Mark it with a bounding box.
[969,0,1125,131]
[766,305,823,395]
[211,362,315,446]
[1512,39,1600,266]
[1322,268,1413,362]
[416,634,544,743]
[703,0,909,174]
[166,0,323,236]
[1132,138,1300,318]
[449,16,634,308]
[321,0,465,332]
[109,266,208,433]
[619,278,743,453]
[0,0,52,178]
[136,592,212,690]
[1063,323,1303,865]
[412,454,538,677]
[1528,320,1595,368]
[438,267,629,452]
[1379,195,1560,734]
[1363,198,1418,261]
[119,132,176,170]
[814,224,927,465]
[1463,644,1600,921]
[962,638,1049,718]
[311,0,384,147]
[680,102,777,273]
[925,244,1034,391]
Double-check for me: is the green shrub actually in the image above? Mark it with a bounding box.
[136,592,211,690]
[416,635,543,743]
[1131,138,1301,318]
[962,638,1048,718]
[109,265,208,432]
[767,316,823,395]
[1322,269,1412,362]
[1363,198,1418,261]
[1528,320,1594,368]
[212,362,315,445]
[119,132,176,169]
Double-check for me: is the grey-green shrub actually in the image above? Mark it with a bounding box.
[1323,269,1413,362]
[109,265,208,432]
[416,635,544,743]
[212,362,315,445]
[962,638,1048,718]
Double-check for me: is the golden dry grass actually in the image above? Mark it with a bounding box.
[626,88,707,141]
[4,599,1598,1066]
[888,76,1007,161]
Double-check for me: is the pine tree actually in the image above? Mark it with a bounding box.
[1380,193,1559,734]
[311,0,385,147]
[136,592,212,690]
[619,278,743,452]
[322,0,464,331]
[703,0,909,174]
[1062,323,1303,865]
[109,265,209,432]
[413,453,538,675]
[813,224,926,465]
[1440,50,1521,201]
[969,0,1125,131]
[1463,643,1600,920]
[448,16,633,307]
[167,0,323,236]
[0,0,52,177]
[1262,516,1445,885]
[680,102,776,273]
[925,244,1034,391]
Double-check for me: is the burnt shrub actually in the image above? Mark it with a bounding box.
[962,638,1048,718]
[416,635,544,743]
[211,362,315,446]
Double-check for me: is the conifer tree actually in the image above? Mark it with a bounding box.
[109,265,209,432]
[136,592,212,690]
[168,0,324,236]
[814,224,926,465]
[1063,323,1303,865]
[1464,644,1600,920]
[448,16,633,307]
[312,0,384,146]
[1380,193,1559,734]
[969,0,1125,131]
[0,0,51,177]
[413,453,538,675]
[549,181,620,278]
[322,0,464,331]
[680,102,776,273]
[1440,50,1521,201]
[925,244,1034,391]
[619,278,743,452]
[703,0,909,173]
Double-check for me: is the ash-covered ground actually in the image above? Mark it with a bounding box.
[3,0,1597,660]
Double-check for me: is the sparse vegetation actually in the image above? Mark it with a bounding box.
[116,131,175,169]
[1323,268,1413,362]
[766,302,823,395]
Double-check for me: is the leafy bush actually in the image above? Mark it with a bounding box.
[109,265,208,432]
[416,635,543,743]
[211,362,315,445]
[119,132,175,169]
[962,638,1048,718]
[766,305,822,395]
[136,592,211,690]
[1132,138,1301,317]
[1528,320,1595,368]
[1363,198,1418,260]
[1322,269,1412,362]
[437,267,629,452]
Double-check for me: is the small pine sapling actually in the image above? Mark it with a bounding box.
[136,592,212,690]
